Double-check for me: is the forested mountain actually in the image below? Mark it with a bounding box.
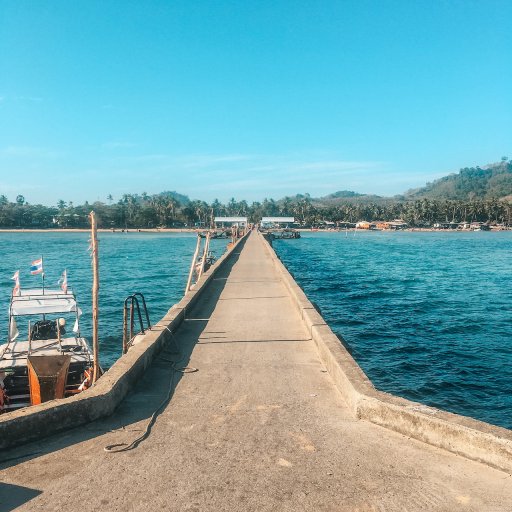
[403,159,512,201]
[314,191,386,206]
[278,191,386,207]
[289,159,512,205]
[159,191,191,205]
[320,190,365,199]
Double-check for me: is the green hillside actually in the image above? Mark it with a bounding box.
[295,159,512,206]
[404,159,512,201]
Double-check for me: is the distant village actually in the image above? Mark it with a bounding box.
[212,217,509,235]
[309,220,507,231]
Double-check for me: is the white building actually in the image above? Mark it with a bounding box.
[260,217,295,228]
[214,217,248,228]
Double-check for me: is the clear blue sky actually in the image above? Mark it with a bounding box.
[0,0,510,205]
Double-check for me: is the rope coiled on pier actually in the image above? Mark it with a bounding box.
[104,330,197,453]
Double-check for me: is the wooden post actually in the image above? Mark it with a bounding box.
[28,320,32,355]
[185,234,202,293]
[197,231,210,281]
[56,319,62,352]
[89,211,100,383]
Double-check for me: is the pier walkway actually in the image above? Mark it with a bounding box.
[1,232,511,511]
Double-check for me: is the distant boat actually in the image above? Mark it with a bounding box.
[0,287,94,413]
[199,229,229,239]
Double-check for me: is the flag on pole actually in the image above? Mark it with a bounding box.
[11,270,20,296]
[30,258,44,275]
[58,269,68,293]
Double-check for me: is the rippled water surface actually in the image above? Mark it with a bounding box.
[274,231,512,429]
[0,232,227,366]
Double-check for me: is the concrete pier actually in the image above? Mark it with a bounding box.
[1,231,511,511]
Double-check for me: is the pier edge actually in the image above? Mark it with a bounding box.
[261,232,512,473]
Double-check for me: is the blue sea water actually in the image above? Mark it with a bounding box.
[0,232,227,367]
[2,231,511,429]
[273,231,512,430]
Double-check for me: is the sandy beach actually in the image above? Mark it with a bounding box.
[0,227,509,234]
[0,228,198,233]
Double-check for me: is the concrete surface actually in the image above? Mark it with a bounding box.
[1,231,511,511]
[0,233,244,450]
[262,234,512,473]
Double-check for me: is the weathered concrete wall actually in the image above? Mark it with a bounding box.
[261,232,512,473]
[0,234,248,450]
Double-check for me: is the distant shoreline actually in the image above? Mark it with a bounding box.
[297,228,511,233]
[0,227,510,234]
[0,228,198,233]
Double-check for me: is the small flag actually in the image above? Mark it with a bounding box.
[11,270,20,296]
[30,258,44,275]
[58,269,68,293]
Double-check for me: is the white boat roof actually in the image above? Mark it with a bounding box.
[10,289,79,316]
[214,217,248,223]
[261,217,295,223]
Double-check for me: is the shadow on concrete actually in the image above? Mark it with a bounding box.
[218,295,289,300]
[0,237,248,470]
[196,338,311,345]
[0,483,42,511]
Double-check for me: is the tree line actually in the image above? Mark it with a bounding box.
[0,192,511,229]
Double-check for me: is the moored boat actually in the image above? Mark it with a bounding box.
[269,228,301,239]
[0,287,94,413]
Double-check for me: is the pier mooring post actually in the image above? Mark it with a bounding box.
[89,211,100,383]
[185,234,202,293]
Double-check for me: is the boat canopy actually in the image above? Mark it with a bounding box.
[10,289,79,316]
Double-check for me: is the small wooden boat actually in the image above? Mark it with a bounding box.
[0,288,94,413]
[269,228,301,240]
[199,229,229,239]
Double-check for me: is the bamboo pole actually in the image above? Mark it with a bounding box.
[89,211,100,383]
[28,320,32,355]
[41,255,45,295]
[56,319,62,353]
[185,234,202,293]
[197,231,210,281]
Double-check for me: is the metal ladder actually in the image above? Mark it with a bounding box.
[122,292,151,354]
